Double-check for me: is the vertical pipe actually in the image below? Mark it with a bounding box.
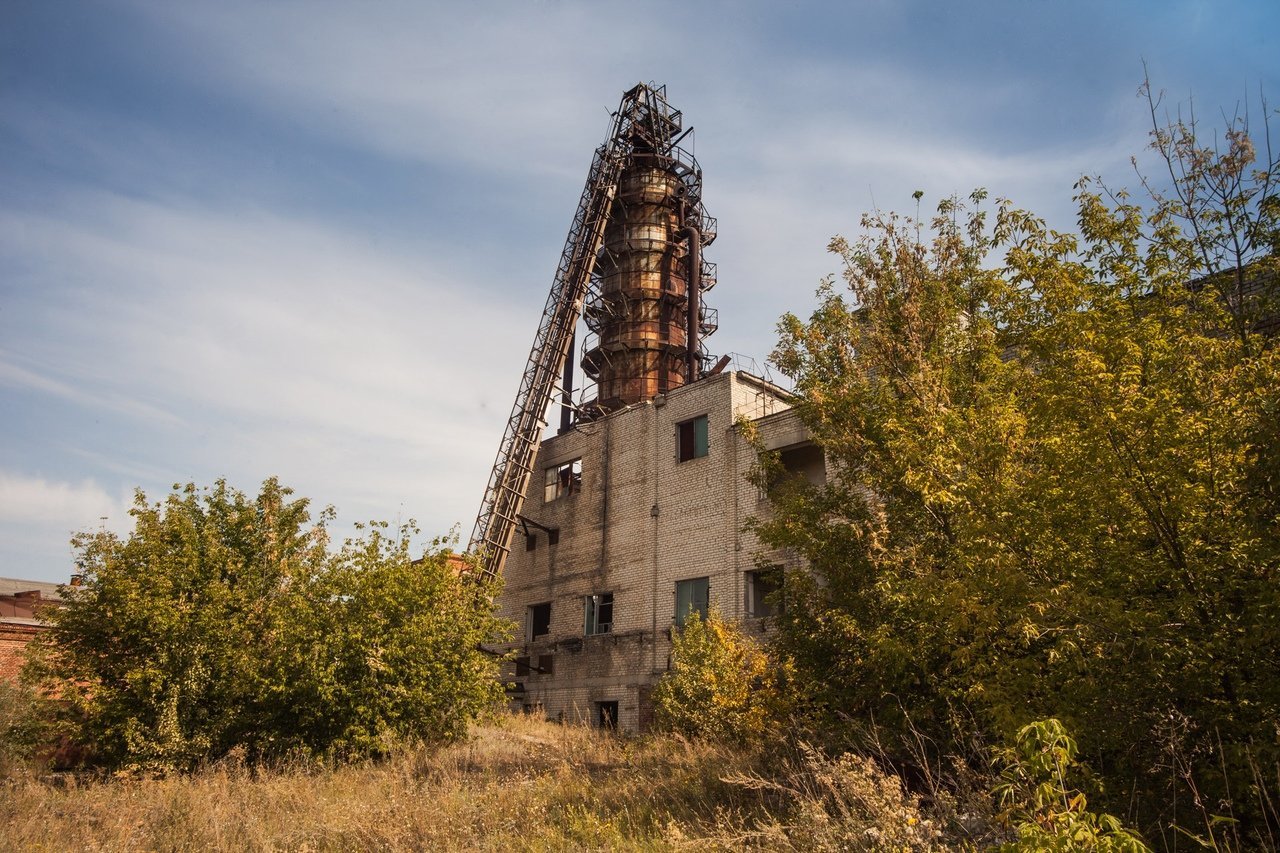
[685,223,701,383]
[559,330,575,434]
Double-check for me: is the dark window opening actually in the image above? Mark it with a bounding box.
[595,700,619,730]
[528,602,551,640]
[544,459,582,502]
[537,654,554,675]
[780,443,826,486]
[745,568,782,619]
[515,656,532,676]
[526,533,537,551]
[548,528,560,545]
[675,576,709,627]
[585,592,613,635]
[677,415,709,462]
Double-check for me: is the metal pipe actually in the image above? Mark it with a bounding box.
[685,223,701,383]
[559,330,575,433]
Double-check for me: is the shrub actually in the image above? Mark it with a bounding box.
[651,610,782,744]
[26,478,510,772]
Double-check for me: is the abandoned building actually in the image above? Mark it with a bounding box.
[467,84,821,731]
[497,371,821,731]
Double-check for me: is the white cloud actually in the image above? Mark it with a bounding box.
[0,471,123,528]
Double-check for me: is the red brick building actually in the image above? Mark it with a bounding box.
[0,577,64,683]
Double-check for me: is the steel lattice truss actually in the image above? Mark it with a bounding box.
[469,83,705,580]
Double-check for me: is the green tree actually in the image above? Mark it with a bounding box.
[754,97,1280,842]
[27,479,509,772]
[652,610,782,744]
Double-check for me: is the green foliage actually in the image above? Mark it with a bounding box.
[0,680,54,774]
[994,719,1149,852]
[753,93,1280,841]
[26,479,510,772]
[652,610,783,744]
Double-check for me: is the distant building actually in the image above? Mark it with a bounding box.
[495,369,821,732]
[0,577,65,683]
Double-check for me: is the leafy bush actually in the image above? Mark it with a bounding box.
[0,680,54,775]
[651,610,782,744]
[752,90,1280,840]
[26,479,510,772]
[993,719,1149,852]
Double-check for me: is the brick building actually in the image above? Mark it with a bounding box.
[0,577,64,683]
[496,369,821,732]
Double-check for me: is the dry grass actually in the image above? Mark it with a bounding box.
[0,714,986,851]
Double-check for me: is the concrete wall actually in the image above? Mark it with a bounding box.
[496,370,816,731]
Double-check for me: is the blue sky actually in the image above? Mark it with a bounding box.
[2,1,1276,583]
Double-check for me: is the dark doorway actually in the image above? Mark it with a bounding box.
[595,700,619,731]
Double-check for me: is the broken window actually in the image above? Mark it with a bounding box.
[544,458,582,502]
[677,415,709,462]
[595,700,619,730]
[537,654,554,675]
[745,568,782,619]
[515,656,532,676]
[528,602,551,640]
[780,443,826,486]
[584,592,613,636]
[675,576,709,626]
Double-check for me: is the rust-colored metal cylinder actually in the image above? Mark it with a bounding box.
[582,155,696,411]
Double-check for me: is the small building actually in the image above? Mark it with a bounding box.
[0,577,65,683]
[496,369,821,732]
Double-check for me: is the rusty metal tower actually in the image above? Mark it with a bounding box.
[469,83,717,581]
[581,90,717,413]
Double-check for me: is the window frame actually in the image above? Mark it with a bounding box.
[674,576,710,627]
[676,415,709,463]
[544,458,582,503]
[584,592,614,636]
[745,568,782,619]
[527,601,552,641]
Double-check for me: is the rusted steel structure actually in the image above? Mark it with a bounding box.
[581,112,717,411]
[469,84,716,581]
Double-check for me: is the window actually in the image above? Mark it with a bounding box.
[677,415,709,462]
[779,443,826,486]
[526,533,537,551]
[528,602,551,640]
[595,700,619,730]
[517,655,553,676]
[675,576,709,626]
[745,568,782,619]
[584,592,613,635]
[544,459,582,502]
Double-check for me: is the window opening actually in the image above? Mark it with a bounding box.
[544,459,582,502]
[537,654,555,675]
[745,568,782,619]
[595,700,619,730]
[675,576,709,626]
[779,443,826,486]
[526,533,537,551]
[515,656,532,676]
[677,415,709,462]
[548,528,560,545]
[584,592,614,635]
[528,602,551,640]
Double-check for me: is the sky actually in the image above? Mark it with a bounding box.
[2,1,1277,583]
